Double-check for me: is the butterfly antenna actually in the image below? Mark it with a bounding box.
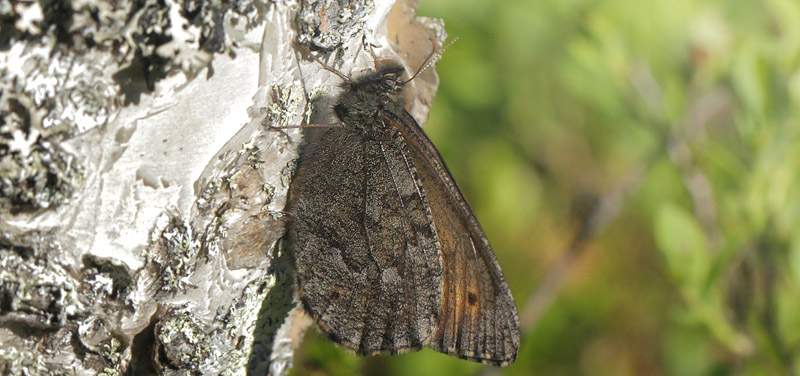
[402,37,458,84]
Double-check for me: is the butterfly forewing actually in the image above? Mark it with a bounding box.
[386,111,521,366]
[290,125,443,355]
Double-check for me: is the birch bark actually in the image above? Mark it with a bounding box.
[0,0,444,374]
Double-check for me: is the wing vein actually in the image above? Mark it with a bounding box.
[378,138,420,346]
[359,136,378,352]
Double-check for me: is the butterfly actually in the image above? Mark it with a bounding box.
[288,43,520,366]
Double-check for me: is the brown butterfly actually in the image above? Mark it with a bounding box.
[288,43,520,366]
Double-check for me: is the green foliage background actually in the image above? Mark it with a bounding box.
[292,0,800,374]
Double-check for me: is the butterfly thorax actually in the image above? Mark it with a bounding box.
[334,64,408,130]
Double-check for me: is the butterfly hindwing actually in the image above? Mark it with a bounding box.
[386,111,521,366]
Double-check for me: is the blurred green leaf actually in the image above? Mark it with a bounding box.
[654,204,753,356]
[654,203,711,288]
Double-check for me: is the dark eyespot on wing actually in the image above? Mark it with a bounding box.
[468,292,477,306]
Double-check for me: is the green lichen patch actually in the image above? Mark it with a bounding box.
[144,210,200,294]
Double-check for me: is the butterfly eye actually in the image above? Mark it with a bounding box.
[382,77,398,89]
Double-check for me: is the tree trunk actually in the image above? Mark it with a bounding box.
[0,0,444,374]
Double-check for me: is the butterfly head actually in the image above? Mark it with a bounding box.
[334,64,408,127]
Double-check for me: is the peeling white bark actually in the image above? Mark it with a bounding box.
[0,0,445,374]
